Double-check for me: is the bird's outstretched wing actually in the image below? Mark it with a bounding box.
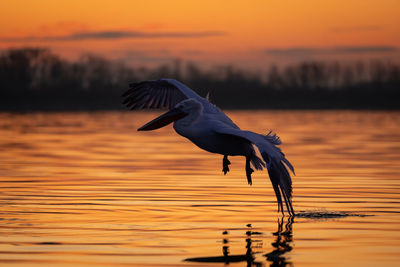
[122,78,240,129]
[214,124,295,215]
[122,78,211,110]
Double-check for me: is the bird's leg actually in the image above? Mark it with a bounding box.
[222,155,231,175]
[245,157,254,185]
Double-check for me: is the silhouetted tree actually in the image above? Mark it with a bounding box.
[0,47,399,110]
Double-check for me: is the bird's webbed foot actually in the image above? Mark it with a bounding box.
[245,157,254,185]
[246,167,254,185]
[222,155,231,175]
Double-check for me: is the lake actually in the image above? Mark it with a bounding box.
[1,111,399,266]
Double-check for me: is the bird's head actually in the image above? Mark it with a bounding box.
[174,98,203,115]
[138,98,202,131]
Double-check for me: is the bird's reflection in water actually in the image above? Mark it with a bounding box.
[184,217,294,267]
[185,224,260,265]
[264,217,294,267]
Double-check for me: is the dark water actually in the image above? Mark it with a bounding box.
[1,111,399,266]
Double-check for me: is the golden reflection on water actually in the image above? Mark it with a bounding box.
[0,111,400,266]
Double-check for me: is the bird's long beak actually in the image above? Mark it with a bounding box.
[138,108,188,131]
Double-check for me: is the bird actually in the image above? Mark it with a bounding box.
[121,78,295,216]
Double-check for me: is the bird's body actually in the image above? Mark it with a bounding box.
[176,119,255,156]
[122,78,295,215]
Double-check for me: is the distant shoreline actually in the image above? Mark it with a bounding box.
[1,48,399,111]
[1,106,399,112]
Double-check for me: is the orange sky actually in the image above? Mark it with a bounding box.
[1,0,399,68]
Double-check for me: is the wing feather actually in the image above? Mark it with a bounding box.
[122,78,226,114]
[164,89,171,109]
[167,89,174,109]
[122,79,191,110]
[160,88,168,108]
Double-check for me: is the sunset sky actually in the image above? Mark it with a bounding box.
[1,0,399,68]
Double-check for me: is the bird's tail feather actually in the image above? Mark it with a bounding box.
[213,126,294,215]
[250,154,265,171]
[262,152,294,216]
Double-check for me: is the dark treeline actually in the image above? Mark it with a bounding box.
[1,48,399,110]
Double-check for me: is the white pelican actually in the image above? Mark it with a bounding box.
[122,79,295,215]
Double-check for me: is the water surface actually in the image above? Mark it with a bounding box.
[1,111,399,266]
